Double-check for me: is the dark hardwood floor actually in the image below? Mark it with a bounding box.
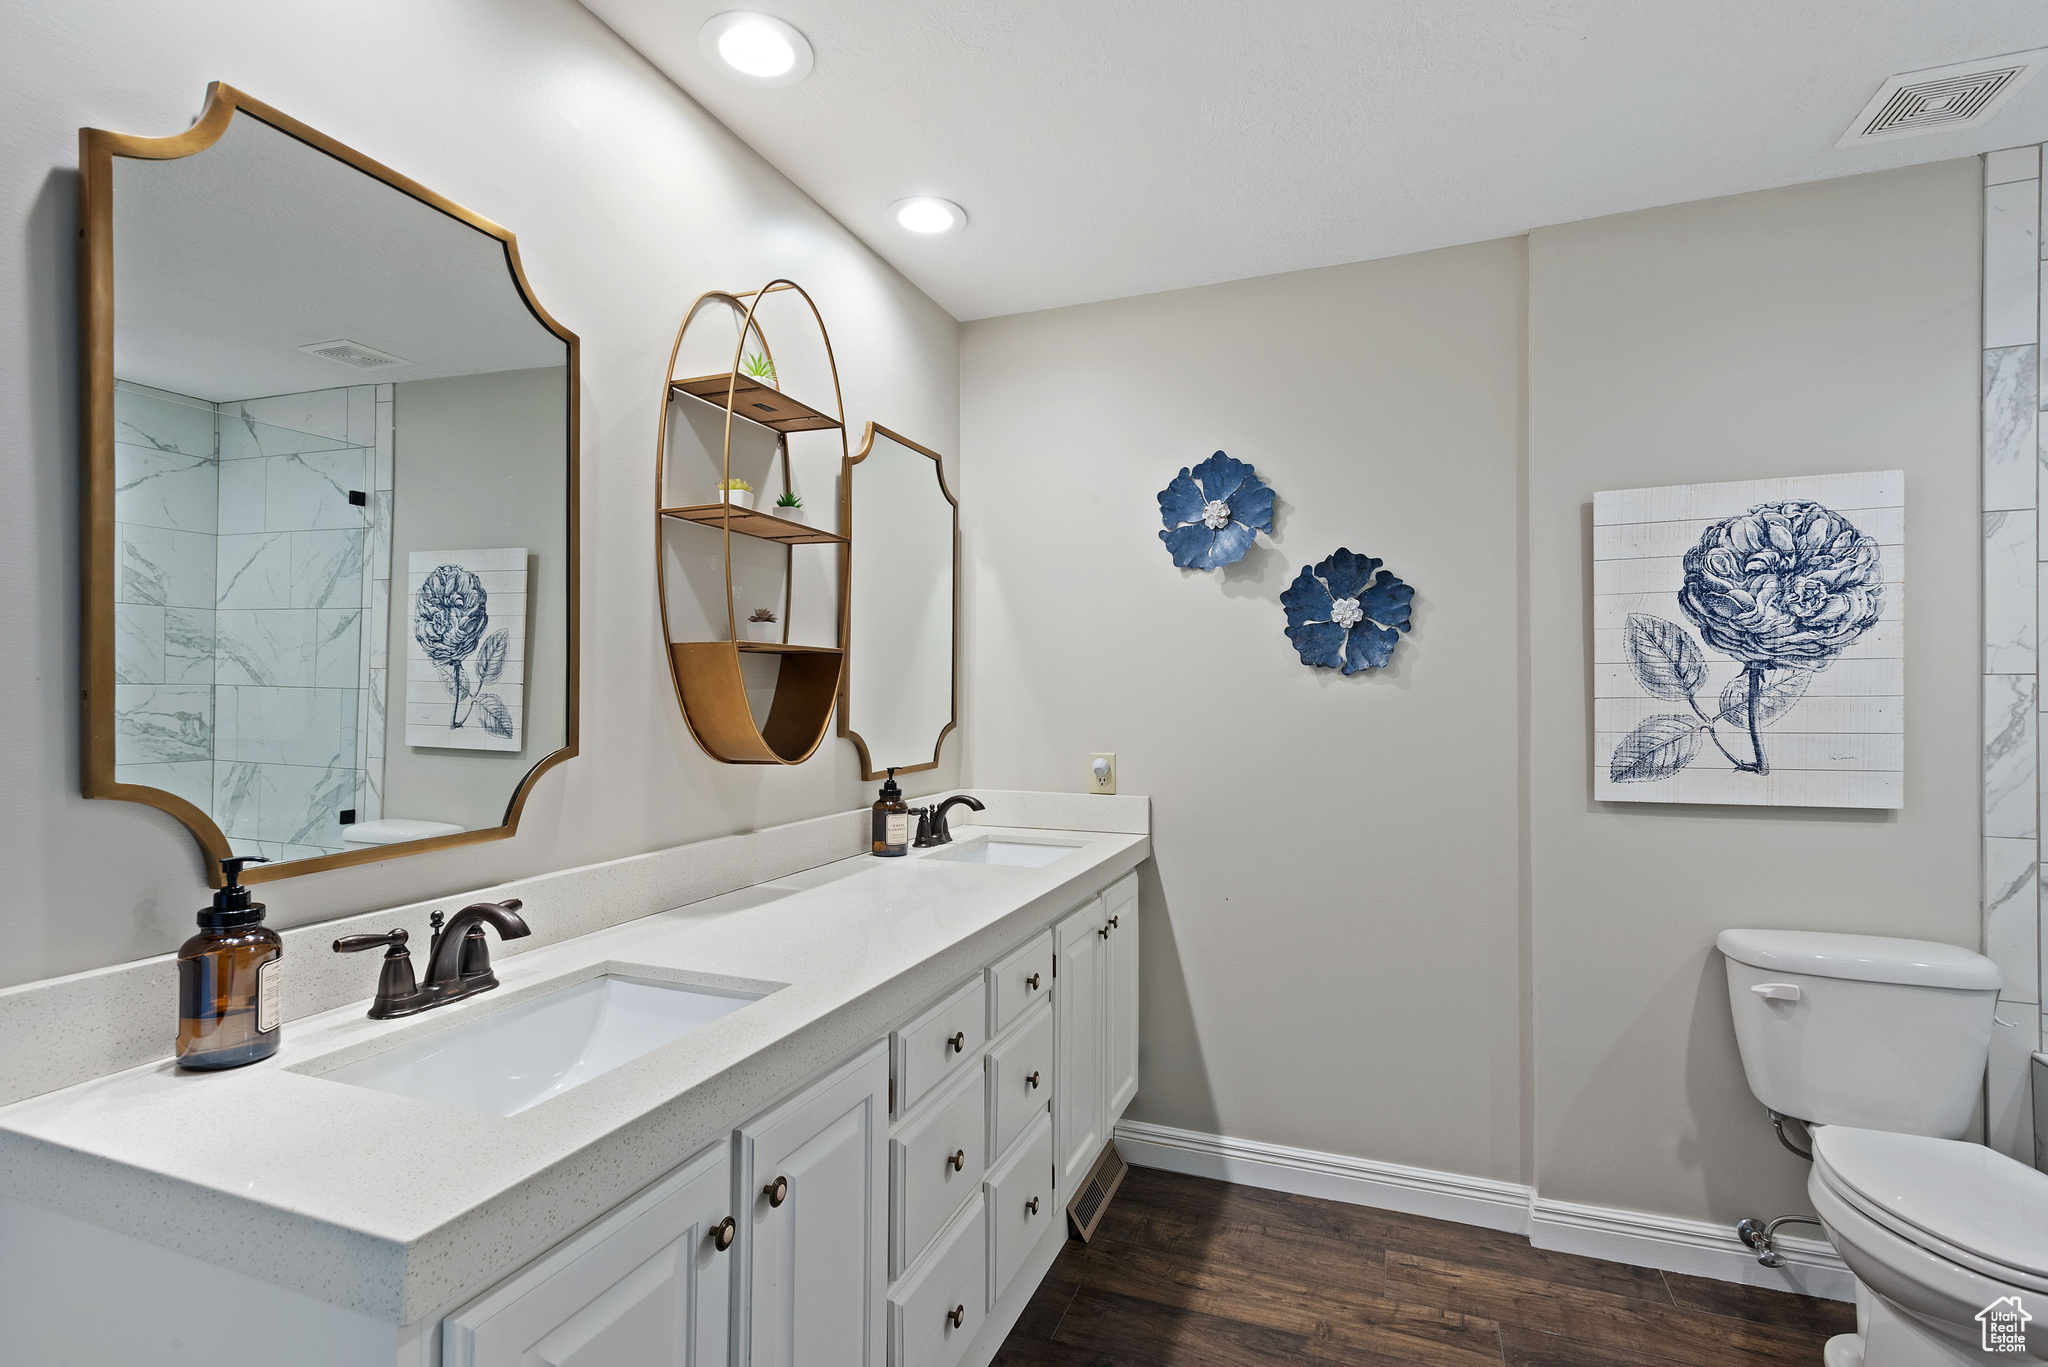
[993,1168,1855,1367]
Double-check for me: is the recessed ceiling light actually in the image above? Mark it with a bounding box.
[699,11,813,87]
[891,197,967,235]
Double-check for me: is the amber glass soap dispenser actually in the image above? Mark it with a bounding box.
[177,855,282,1070]
[871,769,909,857]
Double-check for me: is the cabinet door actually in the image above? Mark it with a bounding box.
[444,1142,732,1367]
[1104,874,1140,1123]
[1053,897,1108,1194]
[739,1042,888,1367]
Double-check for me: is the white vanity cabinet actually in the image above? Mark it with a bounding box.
[1052,896,1108,1193]
[443,1141,734,1367]
[737,1042,890,1367]
[1104,874,1140,1121]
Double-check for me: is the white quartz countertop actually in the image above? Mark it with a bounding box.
[0,825,1149,1325]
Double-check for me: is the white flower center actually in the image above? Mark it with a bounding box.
[1330,597,1364,629]
[1201,499,1231,530]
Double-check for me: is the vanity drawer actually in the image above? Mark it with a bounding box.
[986,931,1053,1037]
[985,1111,1055,1309]
[986,999,1053,1162]
[891,1065,988,1277]
[888,1195,987,1367]
[895,977,987,1115]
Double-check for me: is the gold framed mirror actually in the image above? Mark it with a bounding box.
[80,84,579,886]
[838,424,958,778]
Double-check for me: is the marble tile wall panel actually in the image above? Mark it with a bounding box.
[291,529,364,609]
[1988,510,2038,673]
[218,390,351,460]
[1987,176,2040,349]
[215,532,292,610]
[121,524,214,608]
[1988,674,2038,840]
[316,610,363,689]
[163,609,214,685]
[115,604,164,685]
[215,686,355,768]
[217,459,265,536]
[112,685,211,765]
[347,385,375,447]
[115,442,217,535]
[1989,837,2041,1003]
[255,763,358,845]
[212,761,261,840]
[212,610,315,687]
[114,385,214,456]
[265,449,369,532]
[1986,149,2045,1165]
[111,760,211,814]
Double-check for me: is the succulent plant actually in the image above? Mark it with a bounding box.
[775,490,803,508]
[741,351,777,383]
[717,478,754,493]
[748,607,778,623]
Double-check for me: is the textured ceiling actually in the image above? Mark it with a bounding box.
[579,0,2048,320]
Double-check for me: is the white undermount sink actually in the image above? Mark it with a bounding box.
[925,837,1080,868]
[317,974,763,1117]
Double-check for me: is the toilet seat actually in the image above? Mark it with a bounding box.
[1813,1126,2048,1294]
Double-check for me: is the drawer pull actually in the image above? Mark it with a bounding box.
[1026,972,1041,991]
[711,1216,736,1251]
[1026,1196,1040,1215]
[948,1304,966,1329]
[1026,1070,1041,1090]
[764,1174,789,1208]
[949,1030,966,1053]
[949,1148,966,1171]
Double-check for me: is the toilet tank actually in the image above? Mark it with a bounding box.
[1717,929,2001,1139]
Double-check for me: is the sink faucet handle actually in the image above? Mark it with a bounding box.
[332,929,422,1020]
[334,929,408,954]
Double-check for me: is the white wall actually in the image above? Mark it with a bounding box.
[961,239,1530,1183]
[1526,160,1983,1224]
[0,0,958,986]
[961,160,1983,1228]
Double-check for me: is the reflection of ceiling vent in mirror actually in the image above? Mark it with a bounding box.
[298,338,413,370]
[1837,50,2046,146]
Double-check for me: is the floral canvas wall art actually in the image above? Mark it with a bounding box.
[405,548,527,752]
[1592,471,1902,809]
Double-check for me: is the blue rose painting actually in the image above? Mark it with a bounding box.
[1281,548,1414,674]
[1610,499,1884,783]
[1157,451,1275,570]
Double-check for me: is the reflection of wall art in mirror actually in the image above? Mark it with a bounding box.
[840,424,957,779]
[79,83,578,884]
[1592,470,1902,809]
[1157,451,1275,570]
[1281,548,1414,675]
[406,550,527,750]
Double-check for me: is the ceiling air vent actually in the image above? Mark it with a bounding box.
[1837,49,2047,147]
[298,339,413,371]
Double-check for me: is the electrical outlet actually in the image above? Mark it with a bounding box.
[1088,752,1117,795]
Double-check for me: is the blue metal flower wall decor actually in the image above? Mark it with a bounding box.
[1281,548,1414,674]
[1157,451,1275,570]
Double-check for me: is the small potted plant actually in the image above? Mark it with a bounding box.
[774,489,804,523]
[740,351,777,389]
[743,607,780,643]
[717,477,755,510]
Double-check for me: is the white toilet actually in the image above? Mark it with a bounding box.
[1719,929,2047,1366]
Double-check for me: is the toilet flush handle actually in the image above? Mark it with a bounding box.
[1751,982,1801,1002]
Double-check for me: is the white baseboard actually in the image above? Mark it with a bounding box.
[1113,1120,1854,1303]
[1112,1119,1533,1234]
[1530,1197,1852,1302]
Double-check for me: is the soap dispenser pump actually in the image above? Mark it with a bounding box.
[176,855,283,1070]
[871,769,910,857]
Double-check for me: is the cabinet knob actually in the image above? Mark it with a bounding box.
[711,1216,736,1251]
[1098,925,1110,939]
[1026,1196,1040,1215]
[948,1030,966,1053]
[1026,973,1041,991]
[764,1174,788,1208]
[1026,1070,1040,1090]
[1108,915,1119,930]
[948,1304,965,1329]
[948,1148,965,1172]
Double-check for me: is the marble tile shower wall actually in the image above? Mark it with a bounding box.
[111,380,393,863]
[1982,146,2046,1165]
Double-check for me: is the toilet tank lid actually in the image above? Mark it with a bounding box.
[1716,930,2000,991]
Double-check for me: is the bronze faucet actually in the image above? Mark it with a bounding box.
[333,899,531,1019]
[925,794,984,845]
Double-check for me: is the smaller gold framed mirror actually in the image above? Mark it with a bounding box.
[79,84,579,885]
[839,424,958,777]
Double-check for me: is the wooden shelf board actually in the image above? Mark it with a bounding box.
[735,642,843,655]
[669,374,842,433]
[658,504,845,545]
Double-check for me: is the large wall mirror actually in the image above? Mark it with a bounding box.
[840,424,957,777]
[80,84,578,885]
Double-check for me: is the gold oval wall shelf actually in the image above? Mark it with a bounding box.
[655,281,849,764]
